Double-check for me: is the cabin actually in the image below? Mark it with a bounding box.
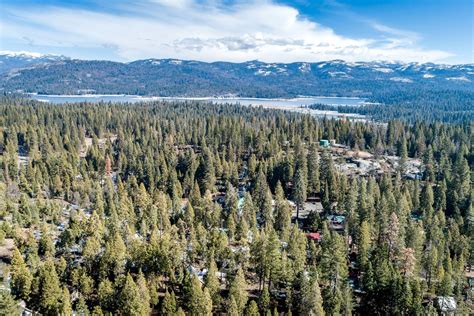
[319,139,330,148]
[434,296,457,315]
[327,215,346,231]
[467,277,474,292]
[306,232,322,242]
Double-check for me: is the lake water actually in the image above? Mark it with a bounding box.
[29,94,368,120]
[30,94,366,107]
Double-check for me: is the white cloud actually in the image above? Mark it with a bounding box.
[1,0,453,63]
[369,21,420,41]
[150,0,192,9]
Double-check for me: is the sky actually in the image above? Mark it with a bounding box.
[0,0,472,64]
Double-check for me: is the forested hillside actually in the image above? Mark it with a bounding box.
[310,90,474,123]
[0,98,472,314]
[1,57,473,97]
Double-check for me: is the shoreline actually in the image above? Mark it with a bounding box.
[28,93,365,101]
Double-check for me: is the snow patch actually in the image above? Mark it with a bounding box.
[328,71,352,78]
[372,67,393,73]
[145,59,161,65]
[446,76,471,82]
[0,50,66,61]
[390,77,413,83]
[255,69,272,76]
[0,50,48,58]
[299,63,311,73]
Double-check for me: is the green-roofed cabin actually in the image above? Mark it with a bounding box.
[320,139,330,148]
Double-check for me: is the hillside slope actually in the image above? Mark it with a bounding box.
[1,55,473,97]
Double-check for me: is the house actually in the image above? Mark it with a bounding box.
[306,232,322,242]
[468,277,474,292]
[319,139,330,148]
[187,265,207,284]
[307,196,321,203]
[304,201,324,213]
[405,172,423,180]
[213,192,226,205]
[434,296,457,315]
[327,215,346,231]
[410,213,423,221]
[290,198,324,220]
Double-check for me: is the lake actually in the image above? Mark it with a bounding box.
[29,94,368,120]
[29,94,366,107]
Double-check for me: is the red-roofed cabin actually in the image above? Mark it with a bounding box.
[306,232,321,242]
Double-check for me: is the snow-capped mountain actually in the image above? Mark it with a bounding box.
[0,51,69,74]
[0,52,472,97]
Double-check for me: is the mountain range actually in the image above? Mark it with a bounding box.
[1,52,473,98]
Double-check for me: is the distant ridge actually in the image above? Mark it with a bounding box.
[0,51,69,75]
[1,53,472,97]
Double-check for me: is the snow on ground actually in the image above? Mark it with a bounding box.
[390,77,413,83]
[446,76,471,82]
[372,67,393,73]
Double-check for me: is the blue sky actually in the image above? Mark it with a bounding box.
[1,0,472,63]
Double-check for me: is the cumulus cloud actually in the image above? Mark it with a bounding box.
[173,35,309,52]
[1,0,453,62]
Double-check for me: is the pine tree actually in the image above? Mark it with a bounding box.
[253,170,269,214]
[259,285,270,313]
[229,267,248,313]
[119,274,148,316]
[161,289,177,315]
[136,270,151,314]
[398,137,408,173]
[97,279,114,312]
[205,259,221,307]
[293,170,307,220]
[300,272,325,316]
[91,306,104,316]
[287,225,307,275]
[200,148,216,193]
[264,229,282,289]
[420,184,434,220]
[246,300,260,316]
[342,285,353,316]
[399,247,417,277]
[320,150,338,205]
[38,260,62,315]
[274,182,291,238]
[262,188,274,228]
[60,286,73,316]
[76,296,89,316]
[307,143,321,195]
[203,287,213,315]
[188,275,211,315]
[228,296,239,316]
[100,231,126,278]
[10,248,32,301]
[0,290,19,315]
[387,212,401,260]
[357,221,371,270]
